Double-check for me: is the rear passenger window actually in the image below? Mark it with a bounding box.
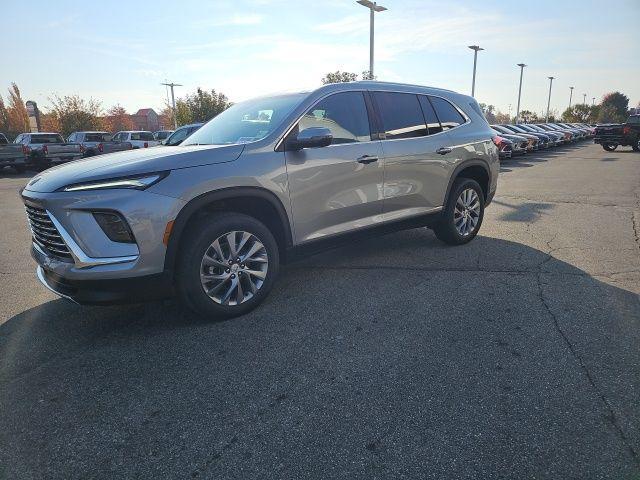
[429,96,466,130]
[373,92,427,139]
[299,92,371,144]
[418,96,443,135]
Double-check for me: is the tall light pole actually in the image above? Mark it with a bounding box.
[357,0,387,79]
[569,86,574,108]
[161,82,182,129]
[545,76,554,122]
[515,63,527,124]
[592,97,595,106]
[583,93,587,105]
[468,45,484,97]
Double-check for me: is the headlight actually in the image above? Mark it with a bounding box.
[60,172,168,192]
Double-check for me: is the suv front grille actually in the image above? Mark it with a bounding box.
[24,205,73,260]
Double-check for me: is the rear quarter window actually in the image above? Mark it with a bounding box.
[429,96,466,130]
[131,132,154,141]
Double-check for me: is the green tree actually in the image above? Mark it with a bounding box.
[175,99,193,126]
[561,104,597,123]
[494,111,511,124]
[518,110,540,123]
[479,103,496,123]
[596,104,621,124]
[181,88,231,124]
[600,91,629,122]
[321,71,359,84]
[47,94,102,137]
[0,94,10,135]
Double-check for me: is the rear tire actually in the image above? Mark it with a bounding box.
[176,212,279,319]
[433,178,485,246]
[602,143,617,152]
[632,140,640,152]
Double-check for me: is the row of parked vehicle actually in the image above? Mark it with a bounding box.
[490,122,596,159]
[0,122,205,173]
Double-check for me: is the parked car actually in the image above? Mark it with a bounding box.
[491,133,513,159]
[111,131,159,149]
[13,132,82,170]
[493,125,538,151]
[536,124,573,143]
[162,123,203,146]
[67,131,133,157]
[21,81,499,318]
[513,124,555,147]
[594,114,640,151]
[154,130,173,141]
[0,132,27,173]
[503,124,550,149]
[490,127,528,155]
[522,124,564,146]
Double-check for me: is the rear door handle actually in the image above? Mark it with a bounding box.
[436,147,452,155]
[357,155,379,164]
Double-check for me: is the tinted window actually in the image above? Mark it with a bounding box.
[429,96,466,130]
[84,133,111,142]
[298,92,370,144]
[373,92,426,140]
[418,96,443,135]
[130,132,154,141]
[628,116,640,125]
[30,134,64,144]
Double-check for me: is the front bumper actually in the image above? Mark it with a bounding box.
[36,265,173,305]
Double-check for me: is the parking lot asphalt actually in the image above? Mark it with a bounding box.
[0,143,639,479]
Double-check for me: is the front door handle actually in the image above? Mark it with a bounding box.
[357,155,379,164]
[436,147,452,155]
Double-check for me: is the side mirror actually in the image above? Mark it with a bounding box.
[287,127,332,150]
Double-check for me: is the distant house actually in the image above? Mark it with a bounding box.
[131,108,160,132]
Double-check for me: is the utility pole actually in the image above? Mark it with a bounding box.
[357,0,387,79]
[569,86,574,108]
[545,76,554,122]
[515,63,527,124]
[468,45,484,97]
[161,82,182,129]
[583,93,586,105]
[592,97,595,106]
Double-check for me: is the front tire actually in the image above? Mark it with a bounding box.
[602,143,618,152]
[433,178,485,245]
[632,140,640,152]
[176,212,280,319]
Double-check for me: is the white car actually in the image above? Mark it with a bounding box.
[111,131,159,149]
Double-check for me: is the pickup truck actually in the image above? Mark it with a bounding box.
[0,133,27,173]
[111,131,159,149]
[67,131,133,157]
[13,132,83,170]
[594,114,640,152]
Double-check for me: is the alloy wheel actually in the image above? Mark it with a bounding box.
[454,188,481,236]
[199,230,269,305]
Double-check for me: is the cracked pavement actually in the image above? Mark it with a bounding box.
[0,143,639,479]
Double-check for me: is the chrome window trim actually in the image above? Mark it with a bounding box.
[275,89,472,151]
[46,210,139,269]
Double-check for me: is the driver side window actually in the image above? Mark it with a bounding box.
[298,92,371,145]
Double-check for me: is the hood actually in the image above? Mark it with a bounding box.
[24,143,244,193]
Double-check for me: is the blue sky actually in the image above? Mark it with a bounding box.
[1,0,639,116]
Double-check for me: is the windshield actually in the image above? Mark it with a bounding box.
[183,93,306,146]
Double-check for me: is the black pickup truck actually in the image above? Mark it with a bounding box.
[594,114,640,152]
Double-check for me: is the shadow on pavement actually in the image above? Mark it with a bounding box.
[0,232,638,479]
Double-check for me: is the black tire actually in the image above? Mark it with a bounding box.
[176,212,280,319]
[433,177,485,246]
[632,140,640,152]
[602,144,617,152]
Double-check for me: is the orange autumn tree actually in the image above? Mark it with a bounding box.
[102,104,135,133]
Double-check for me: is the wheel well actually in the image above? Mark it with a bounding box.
[456,165,489,200]
[174,194,291,262]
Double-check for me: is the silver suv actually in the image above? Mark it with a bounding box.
[21,81,499,317]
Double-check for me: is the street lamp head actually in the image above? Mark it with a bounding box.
[548,76,555,80]
[468,45,484,51]
[517,63,527,68]
[357,0,387,11]
[569,86,574,90]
